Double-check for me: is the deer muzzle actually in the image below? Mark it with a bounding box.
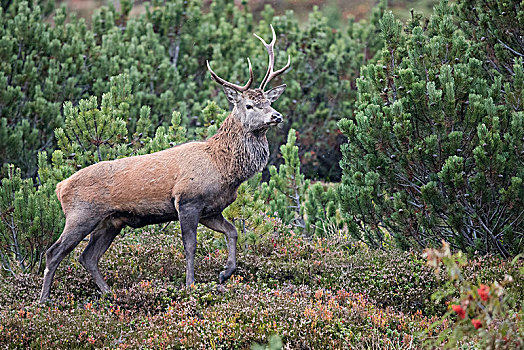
[270,112,283,124]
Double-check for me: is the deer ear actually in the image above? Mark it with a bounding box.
[265,84,286,103]
[222,86,242,104]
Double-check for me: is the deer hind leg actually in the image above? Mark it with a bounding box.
[78,218,122,294]
[199,214,238,284]
[39,213,101,304]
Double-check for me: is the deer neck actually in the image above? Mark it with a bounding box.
[207,113,269,186]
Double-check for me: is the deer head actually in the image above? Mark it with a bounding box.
[206,25,290,133]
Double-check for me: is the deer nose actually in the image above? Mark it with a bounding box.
[272,112,283,123]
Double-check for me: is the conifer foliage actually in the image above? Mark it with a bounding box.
[261,129,344,237]
[458,0,524,77]
[0,164,63,274]
[2,0,523,272]
[0,0,384,179]
[339,1,524,257]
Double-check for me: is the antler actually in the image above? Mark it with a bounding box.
[254,24,291,91]
[206,58,254,92]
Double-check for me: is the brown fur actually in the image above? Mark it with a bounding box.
[56,111,270,222]
[242,89,267,106]
[39,85,287,303]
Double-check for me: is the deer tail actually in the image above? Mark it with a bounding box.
[55,181,64,203]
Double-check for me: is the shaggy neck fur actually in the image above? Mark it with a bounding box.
[206,112,270,186]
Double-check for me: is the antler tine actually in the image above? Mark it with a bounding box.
[253,24,276,89]
[206,58,254,92]
[254,24,291,90]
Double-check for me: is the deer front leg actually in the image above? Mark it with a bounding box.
[199,214,237,283]
[177,203,201,287]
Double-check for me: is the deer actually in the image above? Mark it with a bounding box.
[39,25,291,303]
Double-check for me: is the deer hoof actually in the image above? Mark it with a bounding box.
[39,297,52,305]
[219,271,226,284]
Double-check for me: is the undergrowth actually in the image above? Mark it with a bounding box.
[1,223,522,349]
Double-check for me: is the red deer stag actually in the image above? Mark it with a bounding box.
[39,25,290,303]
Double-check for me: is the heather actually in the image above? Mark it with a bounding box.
[1,226,523,348]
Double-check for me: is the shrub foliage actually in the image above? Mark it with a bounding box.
[339,1,524,257]
[0,0,386,179]
[1,226,522,348]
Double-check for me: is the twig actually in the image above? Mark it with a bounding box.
[0,249,15,277]
[159,222,172,232]
[497,38,524,58]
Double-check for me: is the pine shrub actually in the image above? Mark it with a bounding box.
[0,75,187,273]
[0,0,386,179]
[457,0,524,78]
[0,163,63,274]
[260,128,345,237]
[339,0,524,256]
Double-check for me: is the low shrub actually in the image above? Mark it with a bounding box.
[423,242,524,348]
[0,277,438,349]
[1,225,522,348]
[339,0,524,257]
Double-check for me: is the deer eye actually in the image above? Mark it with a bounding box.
[246,104,253,110]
